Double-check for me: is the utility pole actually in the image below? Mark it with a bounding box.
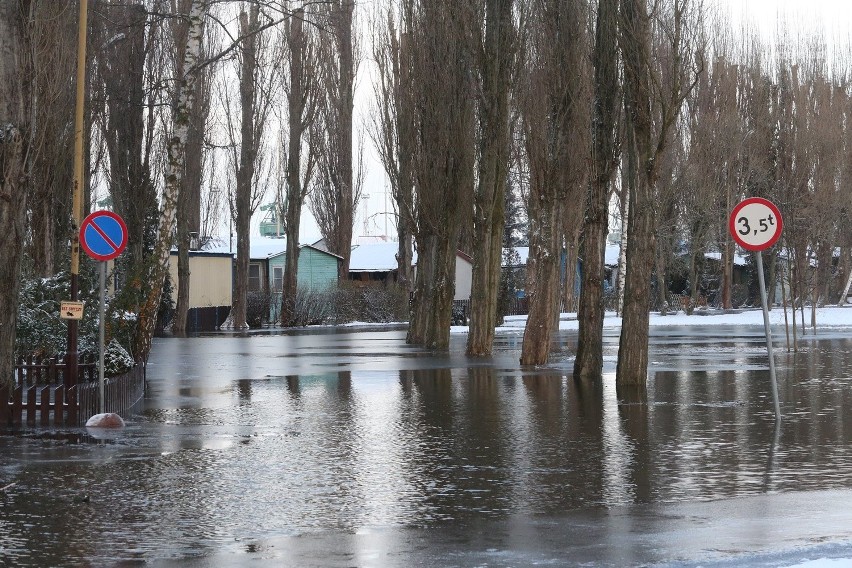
[67,0,89,390]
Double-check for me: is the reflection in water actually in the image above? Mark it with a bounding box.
[3,332,852,564]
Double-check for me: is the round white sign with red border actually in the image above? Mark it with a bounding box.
[729,197,783,252]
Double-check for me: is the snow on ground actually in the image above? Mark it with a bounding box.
[475,305,852,334]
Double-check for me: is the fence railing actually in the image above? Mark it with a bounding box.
[2,356,145,427]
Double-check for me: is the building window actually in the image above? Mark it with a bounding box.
[273,267,283,292]
[249,263,261,291]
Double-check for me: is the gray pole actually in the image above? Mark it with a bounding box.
[98,261,106,414]
[756,251,781,421]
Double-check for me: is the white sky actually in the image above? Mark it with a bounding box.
[297,0,852,246]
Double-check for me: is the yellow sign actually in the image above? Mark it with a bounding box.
[60,301,85,320]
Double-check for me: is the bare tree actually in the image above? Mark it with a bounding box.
[173,3,214,334]
[310,0,359,279]
[369,4,415,292]
[466,0,516,357]
[279,7,320,326]
[517,0,589,366]
[0,0,29,386]
[404,0,477,349]
[26,1,76,277]
[94,1,158,273]
[615,0,703,386]
[574,0,620,379]
[135,0,207,358]
[223,2,278,329]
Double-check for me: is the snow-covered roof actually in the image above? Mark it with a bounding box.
[201,235,287,259]
[349,242,414,272]
[704,251,749,266]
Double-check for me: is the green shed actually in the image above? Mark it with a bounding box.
[267,244,342,321]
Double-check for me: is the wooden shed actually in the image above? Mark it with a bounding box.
[267,244,342,293]
[249,238,341,322]
[167,250,233,331]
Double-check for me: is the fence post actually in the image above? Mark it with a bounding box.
[0,384,9,426]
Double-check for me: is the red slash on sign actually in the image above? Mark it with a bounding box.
[80,210,128,262]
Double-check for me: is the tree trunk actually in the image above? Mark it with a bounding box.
[575,0,618,384]
[617,130,633,316]
[231,6,260,330]
[562,229,581,313]
[281,9,310,327]
[135,0,206,359]
[616,0,655,386]
[467,0,513,357]
[336,1,355,280]
[408,233,457,350]
[839,251,852,305]
[173,46,209,335]
[0,0,27,386]
[721,231,733,309]
[520,195,561,365]
[655,245,668,315]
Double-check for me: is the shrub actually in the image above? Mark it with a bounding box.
[16,272,98,359]
[327,282,408,324]
[246,291,271,328]
[103,340,134,377]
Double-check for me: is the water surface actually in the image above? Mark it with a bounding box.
[2,326,852,566]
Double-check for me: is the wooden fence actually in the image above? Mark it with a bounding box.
[1,356,146,428]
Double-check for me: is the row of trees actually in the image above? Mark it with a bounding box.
[370,0,852,385]
[2,0,852,390]
[369,0,703,385]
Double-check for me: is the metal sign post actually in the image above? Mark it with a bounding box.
[80,210,128,416]
[729,197,784,421]
[98,262,107,413]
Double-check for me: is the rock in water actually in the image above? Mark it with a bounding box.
[85,413,125,428]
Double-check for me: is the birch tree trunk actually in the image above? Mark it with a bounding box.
[173,9,210,335]
[467,0,514,357]
[135,0,206,358]
[839,251,852,305]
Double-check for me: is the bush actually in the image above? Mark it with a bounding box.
[327,282,408,324]
[246,291,271,328]
[16,272,98,359]
[103,340,134,377]
[16,270,140,371]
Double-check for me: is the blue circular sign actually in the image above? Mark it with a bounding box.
[80,210,128,261]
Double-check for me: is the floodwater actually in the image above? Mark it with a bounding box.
[3,324,852,566]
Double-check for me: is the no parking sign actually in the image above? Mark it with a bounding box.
[78,210,128,416]
[80,210,128,261]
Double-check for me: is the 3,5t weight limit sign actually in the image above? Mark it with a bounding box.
[729,197,783,252]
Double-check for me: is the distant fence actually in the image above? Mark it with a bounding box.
[2,356,145,427]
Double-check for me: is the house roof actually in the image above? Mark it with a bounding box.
[200,236,316,260]
[267,243,344,261]
[349,242,410,272]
